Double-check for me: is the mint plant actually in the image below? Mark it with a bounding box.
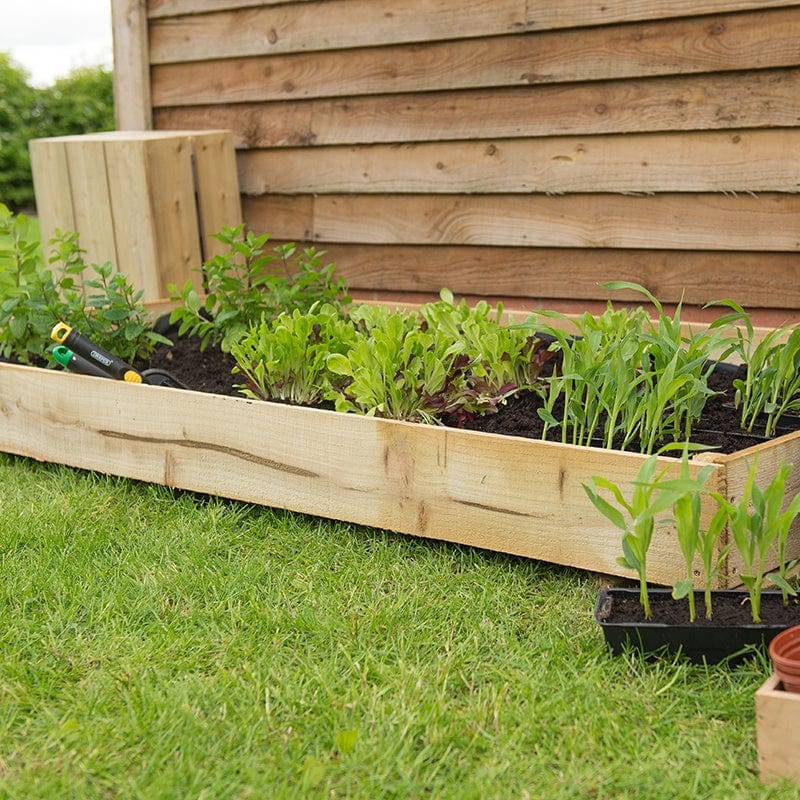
[168,226,350,353]
[0,204,168,365]
[230,303,357,405]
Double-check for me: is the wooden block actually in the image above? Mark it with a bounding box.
[757,673,800,784]
[29,131,242,301]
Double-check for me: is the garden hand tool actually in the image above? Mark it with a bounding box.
[50,322,188,389]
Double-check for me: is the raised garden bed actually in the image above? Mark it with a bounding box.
[3,314,800,588]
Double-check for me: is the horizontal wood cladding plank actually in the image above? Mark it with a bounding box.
[147,1,800,63]
[237,130,800,195]
[149,0,315,17]
[153,69,800,146]
[308,244,800,308]
[241,192,800,251]
[151,8,800,100]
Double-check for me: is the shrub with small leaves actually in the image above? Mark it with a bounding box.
[0,205,168,365]
[168,225,350,353]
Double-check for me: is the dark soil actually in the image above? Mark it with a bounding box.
[598,590,800,627]
[141,324,799,456]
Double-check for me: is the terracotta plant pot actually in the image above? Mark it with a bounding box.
[769,625,800,693]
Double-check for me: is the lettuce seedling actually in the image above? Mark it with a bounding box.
[230,303,356,405]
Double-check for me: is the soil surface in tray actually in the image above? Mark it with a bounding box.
[142,330,799,457]
[600,591,800,627]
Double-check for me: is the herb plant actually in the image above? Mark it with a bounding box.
[168,226,350,353]
[0,205,168,365]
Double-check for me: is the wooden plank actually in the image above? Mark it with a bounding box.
[145,136,204,295]
[757,673,800,784]
[186,131,243,261]
[154,68,800,145]
[237,130,800,195]
[149,0,316,17]
[103,138,162,300]
[112,0,152,129]
[148,1,800,63]
[150,9,800,104]
[63,138,118,269]
[242,193,800,252]
[28,139,75,259]
[308,244,800,309]
[0,362,732,586]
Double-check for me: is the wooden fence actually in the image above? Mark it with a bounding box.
[112,0,800,314]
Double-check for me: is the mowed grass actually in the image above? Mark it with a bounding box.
[0,452,797,799]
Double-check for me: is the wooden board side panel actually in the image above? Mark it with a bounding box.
[144,136,204,295]
[189,131,243,261]
[756,674,800,784]
[0,363,732,587]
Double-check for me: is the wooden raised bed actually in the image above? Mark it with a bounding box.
[3,356,800,587]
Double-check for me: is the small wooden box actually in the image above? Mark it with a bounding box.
[29,130,242,301]
[756,673,800,784]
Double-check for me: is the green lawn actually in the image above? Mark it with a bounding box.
[1,452,798,799]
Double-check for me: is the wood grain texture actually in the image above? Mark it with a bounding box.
[154,68,800,145]
[150,8,800,104]
[112,0,152,129]
[237,130,800,195]
[148,1,800,63]
[756,674,800,784]
[0,361,736,587]
[242,193,800,252]
[28,139,75,257]
[300,244,800,309]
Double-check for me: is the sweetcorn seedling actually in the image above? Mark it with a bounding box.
[716,459,800,621]
[230,303,357,405]
[168,226,350,353]
[0,205,168,365]
[583,455,677,618]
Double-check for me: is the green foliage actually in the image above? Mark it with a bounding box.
[520,282,733,453]
[168,226,350,352]
[0,204,168,365]
[230,303,357,404]
[0,54,37,209]
[0,55,114,210]
[657,447,728,621]
[583,455,676,619]
[710,299,800,437]
[327,306,469,423]
[420,288,552,420]
[716,459,800,622]
[33,65,114,137]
